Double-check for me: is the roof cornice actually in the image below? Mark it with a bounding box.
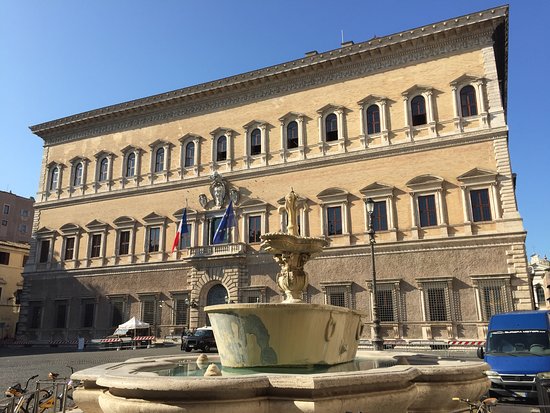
[30,5,508,142]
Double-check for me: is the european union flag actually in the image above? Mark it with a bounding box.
[213,201,235,244]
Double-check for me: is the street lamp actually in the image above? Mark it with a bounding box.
[365,197,384,351]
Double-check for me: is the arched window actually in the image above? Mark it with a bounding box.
[460,85,478,117]
[287,121,298,149]
[99,158,109,181]
[207,284,228,306]
[73,163,83,186]
[49,167,59,191]
[411,95,427,126]
[126,153,136,177]
[184,142,195,167]
[250,128,262,155]
[325,114,338,142]
[366,105,381,135]
[154,147,165,172]
[216,136,227,161]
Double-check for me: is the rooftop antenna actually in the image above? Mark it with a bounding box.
[341,30,344,44]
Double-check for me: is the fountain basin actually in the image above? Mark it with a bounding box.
[260,232,328,254]
[206,303,363,367]
[71,352,491,413]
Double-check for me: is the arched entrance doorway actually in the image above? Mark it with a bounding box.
[205,284,228,325]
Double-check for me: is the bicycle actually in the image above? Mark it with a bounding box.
[451,396,497,413]
[4,375,38,413]
[28,367,80,412]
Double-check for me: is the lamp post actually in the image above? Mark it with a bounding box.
[365,198,384,351]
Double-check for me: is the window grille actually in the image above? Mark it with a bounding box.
[111,300,125,327]
[142,299,156,325]
[376,287,396,322]
[421,281,451,322]
[174,297,189,325]
[30,302,42,329]
[39,240,50,263]
[323,285,350,308]
[477,279,512,321]
[55,301,68,329]
[82,299,95,328]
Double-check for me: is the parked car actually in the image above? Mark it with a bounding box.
[181,327,217,352]
[477,310,550,403]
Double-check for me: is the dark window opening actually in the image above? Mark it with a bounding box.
[119,230,130,255]
[126,153,136,177]
[250,129,262,155]
[49,167,59,191]
[371,201,388,231]
[248,215,262,243]
[184,142,195,167]
[377,289,395,322]
[99,158,109,181]
[147,227,160,252]
[460,85,478,117]
[287,121,299,149]
[0,251,9,265]
[327,206,343,236]
[216,136,227,161]
[90,234,102,258]
[82,301,95,328]
[411,95,427,126]
[418,195,437,227]
[470,189,492,222]
[366,105,381,134]
[55,302,68,329]
[64,237,75,260]
[30,303,42,329]
[111,300,124,327]
[325,114,338,142]
[39,240,50,263]
[73,163,83,186]
[155,148,165,172]
[427,287,448,321]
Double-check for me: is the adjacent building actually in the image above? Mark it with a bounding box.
[0,191,34,244]
[0,241,29,339]
[19,6,532,343]
[529,254,549,310]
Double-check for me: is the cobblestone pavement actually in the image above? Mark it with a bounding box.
[0,344,181,393]
[0,346,542,412]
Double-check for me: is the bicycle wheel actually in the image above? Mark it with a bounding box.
[25,390,51,413]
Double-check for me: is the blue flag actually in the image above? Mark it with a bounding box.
[213,201,235,244]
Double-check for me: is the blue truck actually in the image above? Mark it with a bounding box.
[478,310,550,402]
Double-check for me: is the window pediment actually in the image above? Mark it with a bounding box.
[359,182,395,197]
[278,111,306,122]
[450,74,485,87]
[121,145,142,154]
[35,226,58,236]
[317,187,349,199]
[113,216,137,227]
[357,95,388,106]
[59,223,82,234]
[173,208,197,219]
[86,219,109,230]
[457,168,498,185]
[210,127,234,137]
[316,104,345,115]
[402,84,434,97]
[94,150,115,160]
[69,156,89,165]
[46,161,65,169]
[406,175,444,191]
[243,120,269,130]
[179,133,202,143]
[149,139,172,149]
[239,199,269,209]
[143,212,167,224]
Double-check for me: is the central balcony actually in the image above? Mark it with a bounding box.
[186,242,248,259]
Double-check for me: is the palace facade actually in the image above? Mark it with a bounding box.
[19,5,532,342]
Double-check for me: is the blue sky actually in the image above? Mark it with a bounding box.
[1,1,549,256]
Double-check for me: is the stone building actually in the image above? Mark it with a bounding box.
[529,254,549,310]
[0,241,29,339]
[19,5,531,342]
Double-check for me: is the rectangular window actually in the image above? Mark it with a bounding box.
[418,195,437,227]
[470,189,492,222]
[20,209,29,217]
[147,227,160,252]
[327,206,343,236]
[376,289,395,322]
[142,299,156,325]
[15,289,22,305]
[248,215,262,243]
[476,279,511,321]
[64,237,75,260]
[119,230,130,255]
[82,300,95,328]
[1,220,7,226]
[19,224,27,233]
[210,216,227,245]
[39,240,50,263]
[55,301,68,329]
[179,224,192,248]
[0,287,2,301]
[3,204,10,215]
[174,297,188,326]
[111,300,125,327]
[0,251,9,265]
[426,287,449,322]
[247,296,260,303]
[372,201,388,232]
[90,234,102,258]
[328,291,346,307]
[30,302,42,329]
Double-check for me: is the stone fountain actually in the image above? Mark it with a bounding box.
[205,189,363,367]
[70,190,491,413]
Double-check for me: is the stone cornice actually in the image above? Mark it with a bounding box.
[30,6,507,145]
[33,126,509,210]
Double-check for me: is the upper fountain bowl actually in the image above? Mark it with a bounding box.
[260,232,328,255]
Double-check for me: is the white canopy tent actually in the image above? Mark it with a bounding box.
[113,317,150,336]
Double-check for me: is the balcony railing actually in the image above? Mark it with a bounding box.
[187,243,247,258]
